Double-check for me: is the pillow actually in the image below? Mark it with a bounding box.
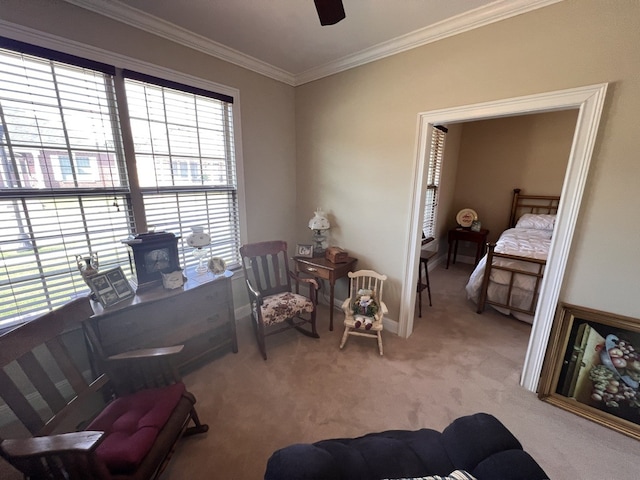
[387,470,478,480]
[515,213,556,230]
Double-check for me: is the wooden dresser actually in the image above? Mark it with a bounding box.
[89,267,237,371]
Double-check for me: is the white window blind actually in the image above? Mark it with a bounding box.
[0,48,133,326]
[124,76,240,269]
[422,125,447,238]
[0,40,239,329]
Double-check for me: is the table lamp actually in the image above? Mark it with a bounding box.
[186,226,211,273]
[308,209,330,255]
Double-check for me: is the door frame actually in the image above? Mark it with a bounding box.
[400,83,608,392]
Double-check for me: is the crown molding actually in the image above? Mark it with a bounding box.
[296,0,562,85]
[0,20,240,100]
[62,0,296,86]
[63,0,561,87]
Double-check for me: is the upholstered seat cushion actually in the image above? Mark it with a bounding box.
[257,292,314,326]
[87,382,186,474]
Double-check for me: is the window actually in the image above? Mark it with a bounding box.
[422,125,447,238]
[123,73,240,262]
[0,40,239,328]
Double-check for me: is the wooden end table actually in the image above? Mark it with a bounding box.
[294,255,357,331]
[446,228,489,268]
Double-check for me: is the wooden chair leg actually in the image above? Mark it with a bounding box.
[377,331,383,356]
[185,406,210,436]
[254,317,268,360]
[310,309,318,337]
[339,327,350,349]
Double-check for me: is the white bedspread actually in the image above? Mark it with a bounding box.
[465,227,552,323]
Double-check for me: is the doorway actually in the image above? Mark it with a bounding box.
[400,83,608,392]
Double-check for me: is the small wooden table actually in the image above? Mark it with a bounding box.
[294,255,357,331]
[446,228,489,268]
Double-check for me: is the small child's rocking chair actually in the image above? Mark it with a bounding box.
[339,270,388,355]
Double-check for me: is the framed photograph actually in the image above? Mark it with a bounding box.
[538,303,640,440]
[296,244,314,258]
[87,266,135,307]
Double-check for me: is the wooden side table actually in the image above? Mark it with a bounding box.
[294,256,357,331]
[446,228,489,268]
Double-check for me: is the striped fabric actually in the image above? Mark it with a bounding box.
[387,470,477,480]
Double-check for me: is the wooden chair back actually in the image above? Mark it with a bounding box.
[239,240,293,297]
[1,297,206,480]
[347,270,386,308]
[0,297,101,439]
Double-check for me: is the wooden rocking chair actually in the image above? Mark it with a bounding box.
[0,296,208,480]
[239,240,320,360]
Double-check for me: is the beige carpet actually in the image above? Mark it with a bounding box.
[162,263,638,479]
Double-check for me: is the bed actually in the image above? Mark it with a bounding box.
[465,188,560,323]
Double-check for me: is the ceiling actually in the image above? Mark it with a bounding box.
[63,0,559,86]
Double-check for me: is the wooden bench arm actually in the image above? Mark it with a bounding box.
[1,431,105,457]
[103,345,186,394]
[107,345,184,361]
[1,432,112,480]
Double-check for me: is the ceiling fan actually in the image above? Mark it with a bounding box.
[314,0,346,26]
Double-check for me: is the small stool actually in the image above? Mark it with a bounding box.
[417,250,436,317]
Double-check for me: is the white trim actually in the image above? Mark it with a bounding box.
[401,83,608,392]
[60,0,561,86]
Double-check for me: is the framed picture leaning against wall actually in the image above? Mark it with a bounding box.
[539,303,640,440]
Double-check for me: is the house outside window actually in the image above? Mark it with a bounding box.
[0,40,240,329]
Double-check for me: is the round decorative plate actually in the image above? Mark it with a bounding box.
[456,208,478,228]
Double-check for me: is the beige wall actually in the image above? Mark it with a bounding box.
[2,0,639,324]
[444,110,577,259]
[296,0,640,321]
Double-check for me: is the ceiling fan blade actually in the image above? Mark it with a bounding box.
[314,0,346,26]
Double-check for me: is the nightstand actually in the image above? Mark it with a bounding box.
[446,228,489,268]
[294,256,357,331]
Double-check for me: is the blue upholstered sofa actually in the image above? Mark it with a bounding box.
[264,413,549,480]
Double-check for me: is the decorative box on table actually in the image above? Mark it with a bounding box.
[325,246,348,263]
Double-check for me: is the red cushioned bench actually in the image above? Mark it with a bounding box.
[0,296,208,480]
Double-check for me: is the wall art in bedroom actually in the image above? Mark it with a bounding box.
[539,303,640,440]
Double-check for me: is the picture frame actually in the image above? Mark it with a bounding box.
[296,244,314,258]
[87,266,135,307]
[538,303,640,440]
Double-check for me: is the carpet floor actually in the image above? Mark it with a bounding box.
[161,262,638,479]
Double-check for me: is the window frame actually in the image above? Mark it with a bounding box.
[0,34,247,328]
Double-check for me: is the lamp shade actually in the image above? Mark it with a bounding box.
[308,209,330,230]
[186,226,211,248]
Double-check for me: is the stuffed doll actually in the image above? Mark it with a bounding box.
[352,288,378,329]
